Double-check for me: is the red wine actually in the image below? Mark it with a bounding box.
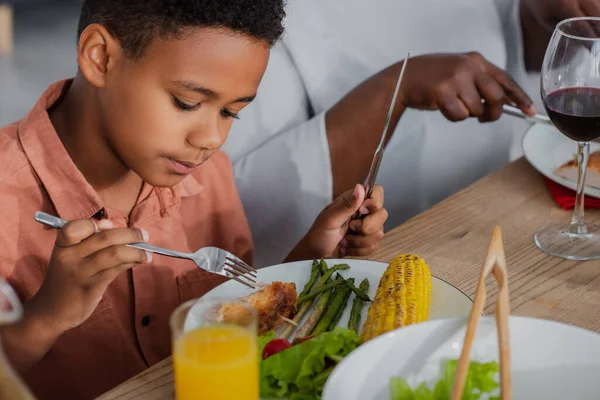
[544,87,600,142]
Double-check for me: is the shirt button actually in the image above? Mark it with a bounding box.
[141,315,151,327]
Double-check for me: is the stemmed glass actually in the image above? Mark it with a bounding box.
[536,17,600,260]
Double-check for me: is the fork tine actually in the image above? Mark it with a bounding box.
[225,262,256,283]
[224,260,256,280]
[224,266,257,288]
[224,271,256,289]
[225,256,257,277]
[225,255,256,273]
[223,265,256,285]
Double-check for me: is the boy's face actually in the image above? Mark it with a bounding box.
[97,28,269,187]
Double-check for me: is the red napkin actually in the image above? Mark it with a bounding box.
[544,177,600,210]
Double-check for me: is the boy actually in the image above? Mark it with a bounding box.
[0,1,387,399]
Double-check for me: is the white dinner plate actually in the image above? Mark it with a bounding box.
[522,122,600,199]
[194,259,473,337]
[323,316,600,400]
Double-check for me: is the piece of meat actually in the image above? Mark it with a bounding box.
[555,150,600,189]
[219,282,298,334]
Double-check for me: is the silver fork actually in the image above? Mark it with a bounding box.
[33,211,258,289]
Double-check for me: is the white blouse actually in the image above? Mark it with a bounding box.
[223,0,539,267]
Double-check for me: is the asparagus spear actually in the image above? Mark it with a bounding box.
[277,260,328,339]
[329,302,346,332]
[298,260,320,298]
[294,275,341,340]
[297,279,345,306]
[281,262,353,340]
[348,278,370,332]
[293,262,347,308]
[312,277,354,335]
[317,265,370,303]
[318,258,328,274]
[343,277,371,302]
[313,263,350,289]
[327,278,356,331]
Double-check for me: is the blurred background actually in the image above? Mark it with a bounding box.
[0,0,80,125]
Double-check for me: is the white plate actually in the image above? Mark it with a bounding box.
[323,316,600,400]
[197,259,473,337]
[522,122,600,199]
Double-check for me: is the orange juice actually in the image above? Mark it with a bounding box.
[173,324,258,400]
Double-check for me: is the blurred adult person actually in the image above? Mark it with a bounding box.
[223,0,600,266]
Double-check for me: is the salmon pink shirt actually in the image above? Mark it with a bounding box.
[0,80,254,400]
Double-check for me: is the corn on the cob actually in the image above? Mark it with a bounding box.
[361,254,432,342]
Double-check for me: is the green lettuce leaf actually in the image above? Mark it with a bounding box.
[390,359,499,400]
[390,377,417,399]
[260,327,361,400]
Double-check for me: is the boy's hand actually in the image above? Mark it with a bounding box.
[30,218,151,334]
[399,52,536,123]
[286,184,388,261]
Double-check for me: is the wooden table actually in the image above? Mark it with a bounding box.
[98,158,600,400]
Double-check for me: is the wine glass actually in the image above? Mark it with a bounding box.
[536,17,600,260]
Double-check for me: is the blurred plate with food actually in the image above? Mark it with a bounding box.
[522,122,600,199]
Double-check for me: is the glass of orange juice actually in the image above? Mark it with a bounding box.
[170,297,258,400]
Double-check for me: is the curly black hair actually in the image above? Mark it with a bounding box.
[77,0,286,60]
